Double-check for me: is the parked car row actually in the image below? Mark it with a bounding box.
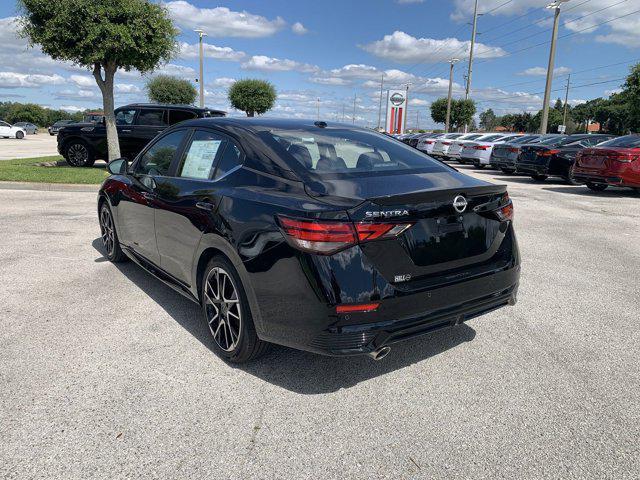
[0,121,27,139]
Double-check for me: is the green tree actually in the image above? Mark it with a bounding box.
[19,0,177,160]
[430,98,476,130]
[228,79,276,117]
[622,63,640,132]
[146,75,197,105]
[479,108,497,130]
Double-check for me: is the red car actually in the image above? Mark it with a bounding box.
[572,134,640,192]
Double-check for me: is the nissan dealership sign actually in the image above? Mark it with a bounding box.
[385,89,407,134]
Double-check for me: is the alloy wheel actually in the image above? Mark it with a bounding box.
[68,143,88,166]
[100,207,115,256]
[204,267,242,352]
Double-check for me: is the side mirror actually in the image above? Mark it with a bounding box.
[107,158,128,175]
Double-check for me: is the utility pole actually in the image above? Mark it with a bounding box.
[562,74,571,128]
[540,0,569,134]
[377,73,384,130]
[446,58,460,133]
[464,0,479,133]
[194,29,207,108]
[317,98,320,120]
[342,104,345,122]
[403,83,411,134]
[416,111,419,130]
[352,94,356,124]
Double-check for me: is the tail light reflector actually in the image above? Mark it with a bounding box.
[336,303,380,314]
[539,149,560,156]
[473,145,489,150]
[278,216,414,255]
[442,141,451,146]
[496,192,514,222]
[426,140,435,144]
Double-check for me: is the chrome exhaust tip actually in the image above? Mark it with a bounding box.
[368,346,391,361]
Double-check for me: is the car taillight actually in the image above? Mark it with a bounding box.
[496,193,514,222]
[539,149,560,156]
[473,145,489,150]
[426,140,434,144]
[442,142,451,146]
[278,216,414,255]
[608,153,635,163]
[508,147,519,153]
[336,303,380,314]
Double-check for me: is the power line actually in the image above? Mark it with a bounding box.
[481,0,514,16]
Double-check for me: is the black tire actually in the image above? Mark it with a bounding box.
[65,140,95,167]
[564,173,580,185]
[586,182,608,192]
[201,256,269,363]
[99,202,126,262]
[531,174,548,181]
[501,167,515,174]
[15,131,24,139]
[50,133,55,136]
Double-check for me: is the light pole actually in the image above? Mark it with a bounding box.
[464,0,479,133]
[562,74,571,129]
[445,58,460,133]
[194,29,207,108]
[377,73,384,130]
[540,0,569,134]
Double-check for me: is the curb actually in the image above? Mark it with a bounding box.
[0,181,100,193]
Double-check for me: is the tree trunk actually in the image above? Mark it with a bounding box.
[93,62,121,160]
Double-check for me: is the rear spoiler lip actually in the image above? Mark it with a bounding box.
[369,184,507,206]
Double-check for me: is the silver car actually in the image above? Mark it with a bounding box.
[13,122,38,134]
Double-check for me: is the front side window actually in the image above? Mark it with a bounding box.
[137,109,167,126]
[0,121,10,127]
[179,130,225,180]
[259,127,449,176]
[136,130,187,176]
[115,109,137,125]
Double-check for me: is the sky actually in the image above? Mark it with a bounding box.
[0,0,638,129]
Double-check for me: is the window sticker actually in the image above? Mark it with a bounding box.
[181,140,222,179]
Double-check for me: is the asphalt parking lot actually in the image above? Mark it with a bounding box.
[0,167,638,479]
[0,134,58,160]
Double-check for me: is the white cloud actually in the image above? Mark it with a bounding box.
[178,42,245,62]
[517,66,572,77]
[605,88,622,96]
[55,89,97,100]
[291,22,308,35]
[207,77,237,88]
[452,0,640,47]
[70,75,95,88]
[0,71,64,88]
[309,76,352,86]
[151,63,196,79]
[59,105,85,112]
[164,1,286,38]
[409,98,430,106]
[361,31,506,63]
[115,84,141,94]
[241,55,319,73]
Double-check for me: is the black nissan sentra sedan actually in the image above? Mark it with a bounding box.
[98,118,520,363]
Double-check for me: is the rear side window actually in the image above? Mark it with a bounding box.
[597,135,640,148]
[179,130,225,180]
[170,109,198,125]
[137,109,167,126]
[136,130,187,176]
[214,143,242,180]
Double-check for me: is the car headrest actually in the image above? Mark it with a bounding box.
[356,151,384,170]
[288,144,313,169]
[316,156,347,172]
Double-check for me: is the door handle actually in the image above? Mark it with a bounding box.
[196,201,215,211]
[121,129,132,133]
[141,192,155,200]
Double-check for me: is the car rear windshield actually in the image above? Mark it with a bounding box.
[259,127,451,176]
[507,135,537,144]
[538,136,566,146]
[596,135,640,148]
[477,134,504,142]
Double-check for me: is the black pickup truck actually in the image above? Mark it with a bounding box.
[57,103,225,166]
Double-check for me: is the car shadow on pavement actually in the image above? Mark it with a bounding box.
[542,186,639,197]
[93,238,477,394]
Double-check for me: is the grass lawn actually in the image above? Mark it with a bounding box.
[0,156,108,184]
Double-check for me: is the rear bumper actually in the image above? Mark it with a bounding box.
[308,270,519,356]
[573,164,640,188]
[516,163,549,175]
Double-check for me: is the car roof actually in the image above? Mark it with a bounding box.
[121,103,227,115]
[174,117,384,133]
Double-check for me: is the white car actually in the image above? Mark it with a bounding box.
[460,134,522,167]
[445,133,486,161]
[0,121,26,139]
[416,133,445,154]
[431,133,465,158]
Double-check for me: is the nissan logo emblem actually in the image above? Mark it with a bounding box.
[390,93,405,106]
[453,195,468,213]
